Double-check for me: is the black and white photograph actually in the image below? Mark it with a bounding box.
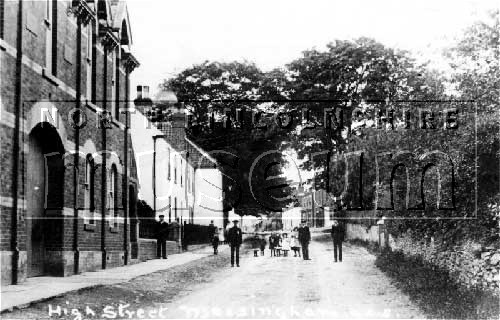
[0,0,499,319]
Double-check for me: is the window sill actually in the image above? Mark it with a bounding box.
[84,223,96,232]
[42,68,60,87]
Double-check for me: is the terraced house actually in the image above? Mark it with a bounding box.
[0,0,140,285]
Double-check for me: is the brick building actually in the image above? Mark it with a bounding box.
[0,0,140,285]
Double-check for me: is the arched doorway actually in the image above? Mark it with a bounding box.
[26,123,65,277]
[129,185,139,259]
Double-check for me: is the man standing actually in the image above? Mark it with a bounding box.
[227,219,242,267]
[298,221,311,260]
[156,215,169,259]
[331,219,345,262]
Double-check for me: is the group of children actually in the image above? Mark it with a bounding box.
[251,231,302,257]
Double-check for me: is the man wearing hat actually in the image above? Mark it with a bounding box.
[156,215,169,259]
[227,219,243,267]
[298,220,311,260]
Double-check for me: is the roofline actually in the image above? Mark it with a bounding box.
[185,137,218,165]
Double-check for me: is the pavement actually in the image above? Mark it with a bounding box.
[153,240,426,319]
[0,245,223,312]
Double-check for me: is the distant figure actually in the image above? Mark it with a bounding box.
[259,235,266,256]
[291,233,301,257]
[209,220,218,255]
[281,233,291,257]
[252,235,260,257]
[269,234,276,257]
[298,221,311,260]
[227,220,243,267]
[156,215,169,259]
[218,227,225,245]
[331,219,345,262]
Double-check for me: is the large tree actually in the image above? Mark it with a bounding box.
[161,61,294,216]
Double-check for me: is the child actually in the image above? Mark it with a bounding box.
[259,236,266,256]
[252,235,260,257]
[212,232,220,255]
[269,234,276,257]
[281,233,291,257]
[291,234,301,257]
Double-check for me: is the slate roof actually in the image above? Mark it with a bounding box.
[185,138,217,169]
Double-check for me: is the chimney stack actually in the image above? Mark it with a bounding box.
[136,85,150,100]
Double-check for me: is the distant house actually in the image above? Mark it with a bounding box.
[282,207,302,231]
[298,189,331,228]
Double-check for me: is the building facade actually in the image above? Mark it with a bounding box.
[299,189,330,228]
[132,87,226,231]
[0,0,140,285]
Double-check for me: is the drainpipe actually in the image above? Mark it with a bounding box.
[123,69,129,265]
[153,137,157,217]
[101,46,108,269]
[72,15,82,276]
[11,0,24,285]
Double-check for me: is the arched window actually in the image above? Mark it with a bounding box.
[84,155,96,227]
[108,165,118,229]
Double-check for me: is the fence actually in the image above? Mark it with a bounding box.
[182,223,213,245]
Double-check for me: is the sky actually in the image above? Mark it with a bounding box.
[126,0,496,189]
[127,0,497,97]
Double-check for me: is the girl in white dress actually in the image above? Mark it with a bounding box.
[281,233,291,257]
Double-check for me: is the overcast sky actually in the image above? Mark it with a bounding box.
[127,0,496,96]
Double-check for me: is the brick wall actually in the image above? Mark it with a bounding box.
[388,233,500,294]
[345,222,500,295]
[1,0,140,284]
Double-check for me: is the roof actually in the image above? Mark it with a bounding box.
[185,138,217,169]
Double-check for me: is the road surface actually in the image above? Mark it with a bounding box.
[2,240,425,319]
[149,240,424,319]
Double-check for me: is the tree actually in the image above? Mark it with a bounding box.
[160,61,294,216]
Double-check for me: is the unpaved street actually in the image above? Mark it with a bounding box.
[148,240,425,319]
[2,241,425,319]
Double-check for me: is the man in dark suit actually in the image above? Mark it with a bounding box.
[331,219,345,262]
[156,215,169,259]
[298,221,311,260]
[227,220,242,267]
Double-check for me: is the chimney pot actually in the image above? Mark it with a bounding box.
[136,85,143,100]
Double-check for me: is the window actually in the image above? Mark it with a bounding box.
[108,165,118,229]
[111,48,117,117]
[114,48,120,120]
[85,20,95,100]
[167,148,171,180]
[174,155,177,184]
[44,0,57,75]
[168,196,172,222]
[180,159,183,186]
[84,155,96,226]
[174,197,177,219]
[192,168,195,194]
